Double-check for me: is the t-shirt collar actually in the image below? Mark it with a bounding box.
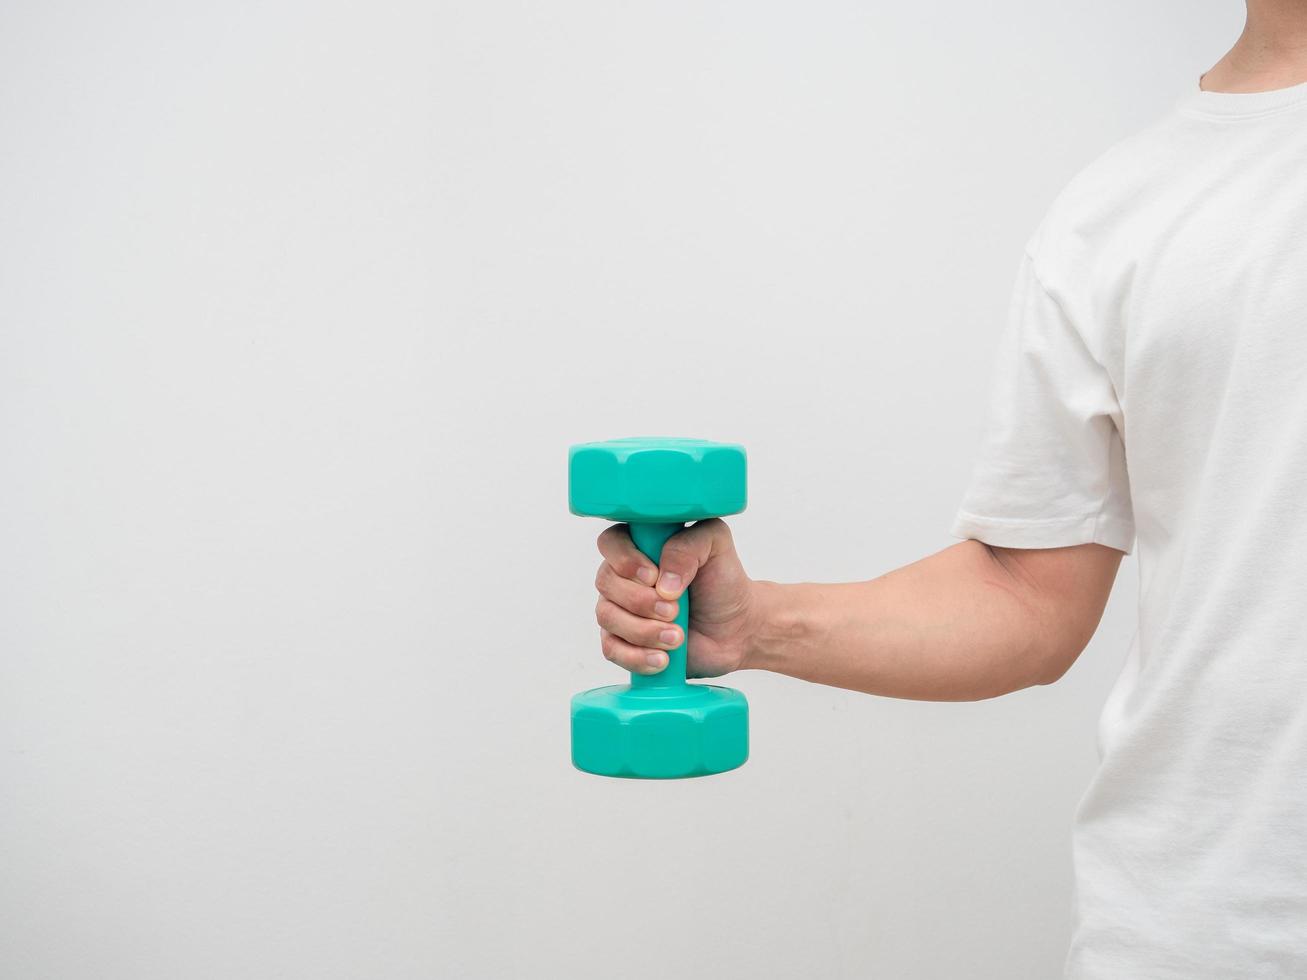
[1178,76,1307,119]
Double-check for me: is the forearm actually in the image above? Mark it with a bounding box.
[744,540,1082,701]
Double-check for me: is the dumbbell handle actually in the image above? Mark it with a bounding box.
[628,522,689,692]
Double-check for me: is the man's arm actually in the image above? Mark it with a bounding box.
[593,521,1123,702]
[745,540,1123,701]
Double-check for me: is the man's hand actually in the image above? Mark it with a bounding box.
[593,519,754,678]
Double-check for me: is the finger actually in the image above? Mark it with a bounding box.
[656,518,733,599]
[596,524,658,585]
[595,598,683,650]
[600,628,669,675]
[594,563,679,621]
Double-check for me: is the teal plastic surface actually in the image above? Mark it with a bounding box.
[569,437,747,523]
[569,438,749,779]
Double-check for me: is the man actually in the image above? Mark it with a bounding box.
[589,2,1307,976]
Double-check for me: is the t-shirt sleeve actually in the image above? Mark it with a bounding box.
[950,250,1136,554]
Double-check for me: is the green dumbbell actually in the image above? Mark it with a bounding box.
[568,437,749,779]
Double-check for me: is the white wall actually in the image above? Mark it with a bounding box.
[0,2,1240,978]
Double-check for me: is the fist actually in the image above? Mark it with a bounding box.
[594,518,755,678]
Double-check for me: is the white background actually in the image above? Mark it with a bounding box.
[1,2,1239,978]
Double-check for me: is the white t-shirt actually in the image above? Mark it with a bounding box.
[952,79,1307,979]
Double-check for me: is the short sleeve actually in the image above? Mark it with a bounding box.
[950,250,1135,554]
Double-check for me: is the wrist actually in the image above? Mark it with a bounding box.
[740,579,801,673]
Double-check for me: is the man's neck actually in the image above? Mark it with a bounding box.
[1201,0,1307,93]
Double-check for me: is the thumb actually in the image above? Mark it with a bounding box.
[655,518,732,600]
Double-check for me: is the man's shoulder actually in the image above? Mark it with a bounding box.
[1027,107,1190,266]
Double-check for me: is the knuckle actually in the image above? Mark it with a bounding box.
[596,523,625,554]
[660,542,692,569]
